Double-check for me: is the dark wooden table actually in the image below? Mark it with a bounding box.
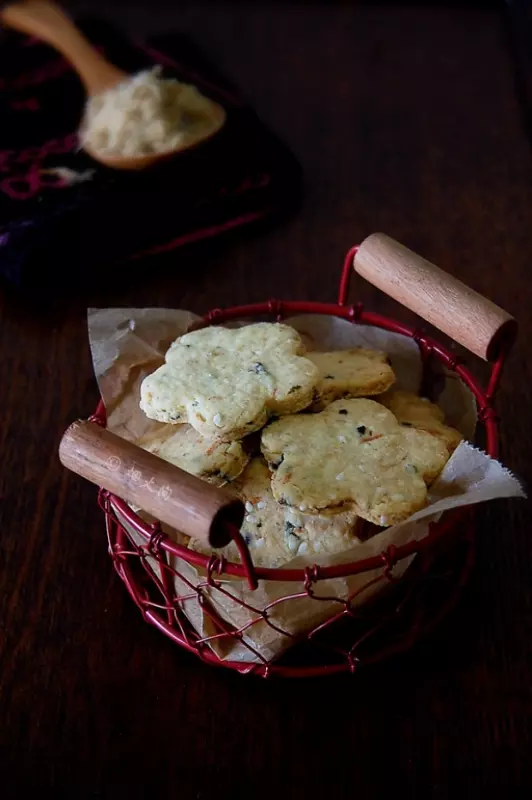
[2,1,531,796]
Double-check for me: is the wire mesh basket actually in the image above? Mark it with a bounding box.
[59,233,516,677]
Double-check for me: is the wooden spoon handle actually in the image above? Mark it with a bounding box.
[59,420,244,547]
[354,233,516,361]
[1,1,125,94]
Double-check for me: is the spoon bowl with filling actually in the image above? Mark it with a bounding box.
[1,1,227,170]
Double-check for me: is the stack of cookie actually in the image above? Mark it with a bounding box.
[138,322,462,568]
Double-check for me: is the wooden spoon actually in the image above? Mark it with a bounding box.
[1,1,226,170]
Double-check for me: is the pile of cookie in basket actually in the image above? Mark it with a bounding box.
[137,321,463,568]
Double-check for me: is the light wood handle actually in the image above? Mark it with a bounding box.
[353,233,516,360]
[59,420,244,547]
[1,1,125,94]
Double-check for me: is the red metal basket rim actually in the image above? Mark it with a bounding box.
[96,298,499,585]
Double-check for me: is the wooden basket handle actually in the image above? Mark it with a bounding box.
[59,420,244,547]
[353,233,516,360]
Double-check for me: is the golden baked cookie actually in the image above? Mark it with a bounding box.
[308,348,395,410]
[379,390,463,454]
[261,398,450,526]
[137,424,248,485]
[188,458,359,567]
[140,323,319,441]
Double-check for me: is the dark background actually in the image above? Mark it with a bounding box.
[1,1,532,797]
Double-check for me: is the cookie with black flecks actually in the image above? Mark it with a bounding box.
[140,323,319,441]
[188,458,359,567]
[378,390,463,454]
[308,348,395,410]
[261,398,449,526]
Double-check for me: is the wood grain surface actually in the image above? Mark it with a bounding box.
[1,2,531,797]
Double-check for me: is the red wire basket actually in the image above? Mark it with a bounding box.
[60,233,516,677]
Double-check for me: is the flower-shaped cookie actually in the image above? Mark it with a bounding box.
[261,398,450,526]
[140,323,319,441]
[189,458,359,567]
[378,390,463,454]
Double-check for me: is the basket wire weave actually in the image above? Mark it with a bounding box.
[92,245,506,677]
